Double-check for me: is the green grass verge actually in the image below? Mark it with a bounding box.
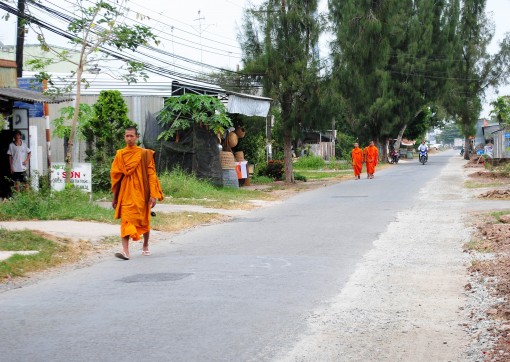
[0,188,114,222]
[0,229,70,279]
[159,168,275,206]
[293,169,352,180]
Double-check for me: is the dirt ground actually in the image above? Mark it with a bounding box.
[465,159,510,361]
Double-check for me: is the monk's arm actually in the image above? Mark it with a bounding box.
[110,152,123,208]
[147,155,164,202]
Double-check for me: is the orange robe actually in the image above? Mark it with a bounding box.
[351,148,363,176]
[111,145,164,241]
[364,145,379,175]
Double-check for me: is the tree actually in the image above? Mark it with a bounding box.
[436,121,463,145]
[329,0,400,147]
[23,0,158,181]
[329,0,453,158]
[489,95,510,126]
[83,90,137,191]
[157,94,232,143]
[443,0,510,159]
[239,0,325,183]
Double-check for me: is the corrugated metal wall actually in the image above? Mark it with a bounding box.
[492,130,510,159]
[38,95,164,172]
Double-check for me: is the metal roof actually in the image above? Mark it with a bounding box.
[0,87,74,104]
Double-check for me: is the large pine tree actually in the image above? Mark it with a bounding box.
[329,0,453,156]
[443,0,510,159]
[239,0,324,183]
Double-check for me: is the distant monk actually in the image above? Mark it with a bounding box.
[351,142,363,180]
[111,126,164,260]
[364,140,379,179]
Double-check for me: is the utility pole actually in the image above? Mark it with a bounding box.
[192,10,214,73]
[16,0,26,78]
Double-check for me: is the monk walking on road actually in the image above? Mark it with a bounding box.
[351,142,363,180]
[111,126,164,260]
[364,140,379,179]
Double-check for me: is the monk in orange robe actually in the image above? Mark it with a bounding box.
[351,143,363,180]
[111,127,164,260]
[364,140,379,179]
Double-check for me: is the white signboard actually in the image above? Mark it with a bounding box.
[51,163,92,192]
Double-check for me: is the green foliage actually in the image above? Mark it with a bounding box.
[293,155,326,169]
[52,104,94,139]
[0,188,113,222]
[158,167,268,202]
[442,0,510,151]
[157,94,232,140]
[258,160,284,181]
[330,0,455,143]
[239,0,325,182]
[490,96,510,126]
[437,122,463,144]
[335,133,357,161]
[231,115,267,166]
[0,229,69,279]
[81,90,136,191]
[294,173,307,182]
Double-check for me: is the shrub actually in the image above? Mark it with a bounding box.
[258,160,284,180]
[294,173,307,182]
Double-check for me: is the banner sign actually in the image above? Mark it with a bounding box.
[51,163,92,192]
[13,78,44,117]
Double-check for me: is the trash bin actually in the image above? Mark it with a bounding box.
[406,151,413,159]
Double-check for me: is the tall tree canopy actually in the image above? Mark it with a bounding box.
[239,0,325,183]
[328,0,454,153]
[443,0,510,159]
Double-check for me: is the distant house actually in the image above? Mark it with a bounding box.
[300,130,336,160]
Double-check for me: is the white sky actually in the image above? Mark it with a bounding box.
[0,0,508,117]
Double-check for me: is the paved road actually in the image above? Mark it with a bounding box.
[0,151,469,361]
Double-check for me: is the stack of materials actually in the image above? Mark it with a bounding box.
[220,151,238,188]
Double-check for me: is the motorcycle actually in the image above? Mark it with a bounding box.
[389,149,400,164]
[419,150,428,165]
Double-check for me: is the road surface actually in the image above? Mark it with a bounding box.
[0,151,477,361]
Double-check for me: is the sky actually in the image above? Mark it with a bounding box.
[0,0,508,118]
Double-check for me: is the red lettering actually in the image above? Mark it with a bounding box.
[61,171,81,179]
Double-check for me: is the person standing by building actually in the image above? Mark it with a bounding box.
[7,130,31,192]
[110,126,164,260]
[364,140,379,179]
[351,142,363,180]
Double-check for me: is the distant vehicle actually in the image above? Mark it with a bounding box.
[429,143,441,150]
[454,138,463,149]
[419,150,428,165]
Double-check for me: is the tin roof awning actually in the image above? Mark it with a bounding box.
[225,91,272,117]
[0,88,74,104]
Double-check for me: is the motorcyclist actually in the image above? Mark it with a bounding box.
[418,141,428,161]
[390,148,399,163]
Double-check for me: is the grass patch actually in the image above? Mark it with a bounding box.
[0,188,114,222]
[293,169,352,180]
[465,180,507,189]
[159,168,275,207]
[491,210,510,222]
[464,239,494,253]
[0,229,85,280]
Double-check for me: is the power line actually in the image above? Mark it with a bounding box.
[28,1,243,76]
